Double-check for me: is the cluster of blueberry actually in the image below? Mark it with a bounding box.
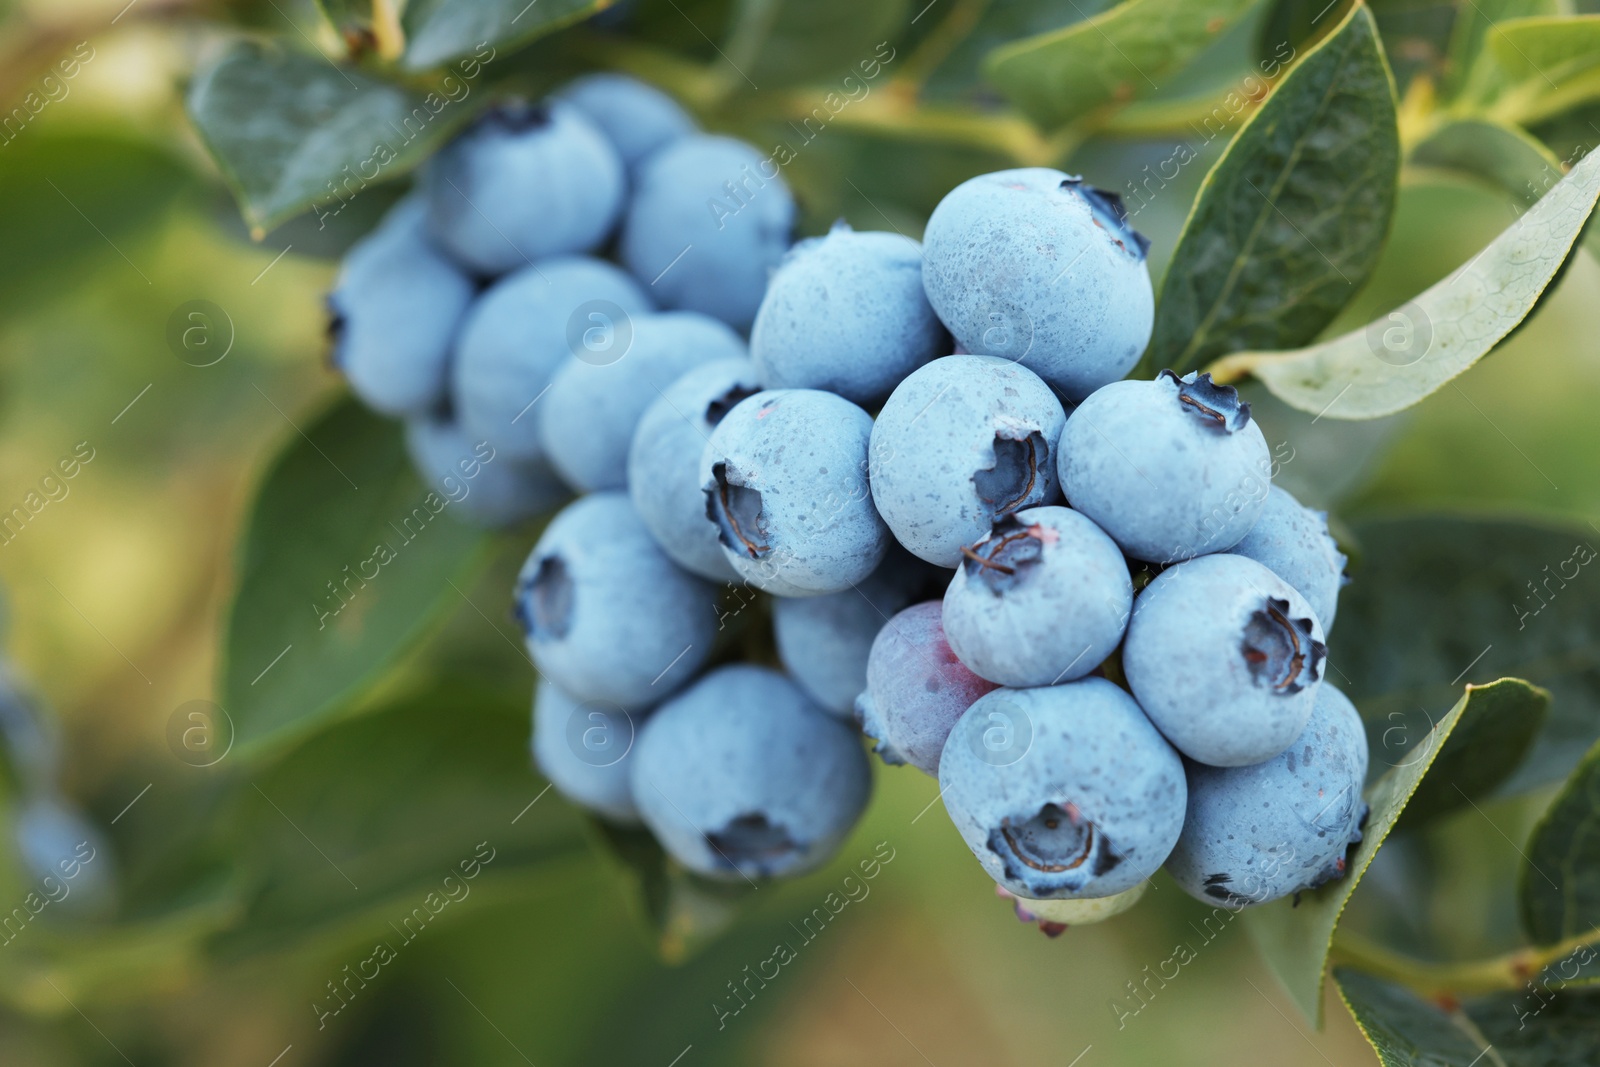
[330,79,1368,931]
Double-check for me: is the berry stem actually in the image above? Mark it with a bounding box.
[1329,926,1600,996]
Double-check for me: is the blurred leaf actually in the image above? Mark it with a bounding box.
[221,397,490,758]
[1212,142,1600,418]
[1487,14,1600,113]
[1529,100,1600,162]
[1146,4,1398,376]
[187,39,464,233]
[983,0,1259,129]
[1331,516,1600,793]
[1335,967,1494,1066]
[216,675,586,956]
[1520,739,1600,945]
[1410,117,1561,200]
[1254,0,1355,63]
[720,0,910,89]
[1243,679,1538,1024]
[1397,679,1548,829]
[587,817,757,963]
[0,133,193,318]
[1465,987,1600,1064]
[401,0,608,71]
[1445,0,1561,106]
[914,0,1116,103]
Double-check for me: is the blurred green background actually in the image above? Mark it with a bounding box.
[0,0,1595,1063]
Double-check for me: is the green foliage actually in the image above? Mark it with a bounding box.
[1335,967,1493,1065]
[1242,678,1546,1024]
[984,0,1262,129]
[401,0,610,71]
[1330,516,1600,792]
[721,0,911,88]
[1520,740,1600,944]
[1214,141,1600,417]
[186,40,477,233]
[220,398,490,758]
[1146,4,1398,375]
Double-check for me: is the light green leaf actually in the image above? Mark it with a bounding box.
[187,39,463,233]
[1335,968,1495,1066]
[402,0,609,71]
[1445,0,1562,106]
[719,0,909,90]
[1146,3,1398,375]
[220,398,489,759]
[983,0,1261,129]
[1243,679,1544,1024]
[1332,516,1600,794]
[1210,141,1600,418]
[1521,739,1600,945]
[1410,117,1563,202]
[1490,14,1600,88]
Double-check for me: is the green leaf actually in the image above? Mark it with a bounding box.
[1488,14,1600,106]
[1411,117,1562,203]
[1146,4,1399,376]
[719,0,909,90]
[1465,987,1600,1065]
[1444,0,1562,106]
[1335,967,1495,1066]
[220,397,489,759]
[1242,679,1541,1024]
[983,0,1261,129]
[1396,677,1548,829]
[187,39,467,233]
[1520,739,1600,945]
[912,0,1117,103]
[217,675,587,956]
[1211,140,1600,418]
[1331,516,1600,793]
[401,0,608,71]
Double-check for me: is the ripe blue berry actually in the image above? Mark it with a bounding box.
[405,415,568,527]
[428,100,624,275]
[532,679,646,824]
[1123,553,1327,767]
[539,311,746,492]
[557,73,696,171]
[921,168,1153,400]
[1058,371,1271,563]
[1231,485,1346,631]
[621,134,794,330]
[939,678,1186,899]
[630,665,871,881]
[942,506,1132,687]
[1166,682,1369,907]
[870,355,1066,567]
[751,221,946,404]
[328,196,474,417]
[515,492,716,709]
[628,358,762,581]
[701,388,889,596]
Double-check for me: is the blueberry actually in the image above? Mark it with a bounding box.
[428,100,625,276]
[921,168,1153,400]
[515,492,717,709]
[701,388,889,596]
[870,355,1066,567]
[327,196,474,417]
[942,506,1132,687]
[1058,371,1271,563]
[628,358,763,581]
[621,134,794,330]
[532,679,646,824]
[750,221,946,404]
[556,73,697,171]
[1166,682,1369,907]
[14,795,116,913]
[405,415,569,527]
[855,601,999,776]
[1123,553,1327,767]
[938,678,1185,899]
[773,548,933,717]
[630,664,871,881]
[539,311,746,493]
[1230,485,1347,631]
[452,257,652,461]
